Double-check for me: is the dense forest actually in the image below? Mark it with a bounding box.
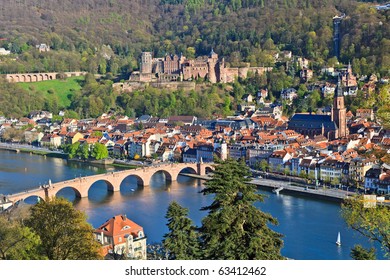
[0,0,388,119]
[0,0,389,75]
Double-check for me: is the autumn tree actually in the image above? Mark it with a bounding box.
[26,197,102,260]
[341,196,390,259]
[0,215,42,260]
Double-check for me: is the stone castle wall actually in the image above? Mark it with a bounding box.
[135,51,273,84]
[5,71,87,83]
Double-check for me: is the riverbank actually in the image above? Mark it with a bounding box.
[0,143,68,158]
[0,144,139,169]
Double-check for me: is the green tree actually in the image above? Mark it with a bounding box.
[91,142,108,160]
[0,216,42,260]
[163,201,200,260]
[26,197,102,260]
[331,177,340,188]
[308,171,316,184]
[199,158,284,259]
[257,159,269,171]
[377,85,390,129]
[341,196,390,258]
[67,142,80,159]
[350,245,376,260]
[91,131,103,138]
[77,143,90,160]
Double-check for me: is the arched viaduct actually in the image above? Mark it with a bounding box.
[5,71,87,83]
[7,162,214,204]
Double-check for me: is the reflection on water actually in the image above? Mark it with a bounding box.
[0,150,386,260]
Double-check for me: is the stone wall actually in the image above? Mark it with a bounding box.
[119,81,196,92]
[5,71,87,83]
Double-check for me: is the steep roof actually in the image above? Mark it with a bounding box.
[95,214,144,241]
[289,113,337,130]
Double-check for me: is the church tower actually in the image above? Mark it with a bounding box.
[332,76,348,138]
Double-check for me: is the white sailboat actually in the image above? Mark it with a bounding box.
[336,232,341,246]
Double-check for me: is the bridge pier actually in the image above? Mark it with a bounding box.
[197,162,206,176]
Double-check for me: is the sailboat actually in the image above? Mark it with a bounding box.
[336,232,341,246]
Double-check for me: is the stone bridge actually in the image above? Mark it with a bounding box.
[5,71,87,83]
[8,162,214,204]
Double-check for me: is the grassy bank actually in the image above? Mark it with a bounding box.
[109,163,138,169]
[17,76,84,108]
[18,148,68,159]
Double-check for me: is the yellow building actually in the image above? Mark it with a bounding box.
[349,157,376,183]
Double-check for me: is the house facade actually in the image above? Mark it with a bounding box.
[94,214,147,260]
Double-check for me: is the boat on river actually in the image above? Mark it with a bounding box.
[336,232,341,246]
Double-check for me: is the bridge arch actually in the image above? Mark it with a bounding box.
[119,174,145,191]
[16,194,45,205]
[179,166,197,173]
[150,169,173,183]
[87,178,116,193]
[205,166,214,174]
[53,186,83,199]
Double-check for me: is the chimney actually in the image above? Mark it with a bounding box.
[123,214,127,221]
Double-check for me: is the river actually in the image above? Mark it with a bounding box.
[0,150,385,260]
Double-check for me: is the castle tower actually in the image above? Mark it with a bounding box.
[332,76,348,138]
[208,48,218,83]
[140,52,153,74]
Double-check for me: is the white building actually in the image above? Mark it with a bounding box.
[94,214,147,260]
[281,88,298,103]
[0,48,11,55]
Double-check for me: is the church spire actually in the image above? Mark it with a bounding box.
[335,75,343,97]
[209,48,217,58]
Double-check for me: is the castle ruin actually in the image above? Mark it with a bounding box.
[129,50,272,84]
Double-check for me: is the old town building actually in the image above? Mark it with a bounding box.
[94,214,147,260]
[288,76,348,140]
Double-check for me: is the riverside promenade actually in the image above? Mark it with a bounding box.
[0,142,65,156]
[182,173,351,202]
[251,177,350,202]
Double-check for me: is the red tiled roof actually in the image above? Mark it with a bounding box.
[95,215,144,245]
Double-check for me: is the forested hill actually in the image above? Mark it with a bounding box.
[0,0,389,74]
